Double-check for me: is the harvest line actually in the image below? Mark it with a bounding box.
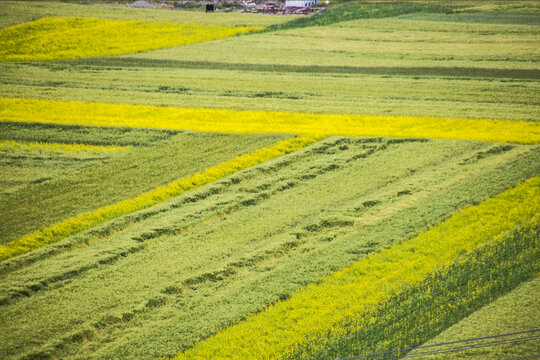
[0,135,318,261]
[1,97,538,144]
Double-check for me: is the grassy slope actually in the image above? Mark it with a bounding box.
[0,138,538,359]
[0,2,538,359]
[0,123,175,197]
[136,14,539,69]
[0,122,287,244]
[0,1,288,28]
[2,63,537,120]
[1,11,537,119]
[409,276,540,359]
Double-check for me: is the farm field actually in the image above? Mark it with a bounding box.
[408,276,540,359]
[0,1,539,360]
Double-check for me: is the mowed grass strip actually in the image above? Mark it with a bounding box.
[0,17,261,61]
[1,98,539,144]
[0,135,316,260]
[172,176,539,360]
[0,139,132,153]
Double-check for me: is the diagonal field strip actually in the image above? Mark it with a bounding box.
[0,136,317,261]
[171,176,540,360]
[0,17,262,62]
[1,97,538,144]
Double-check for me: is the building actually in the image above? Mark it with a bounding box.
[285,0,318,7]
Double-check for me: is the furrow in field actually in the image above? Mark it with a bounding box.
[0,138,537,360]
[1,97,538,143]
[173,177,539,360]
[0,124,288,245]
[43,58,540,79]
[0,136,315,261]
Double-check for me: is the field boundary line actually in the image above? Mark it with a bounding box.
[58,58,540,80]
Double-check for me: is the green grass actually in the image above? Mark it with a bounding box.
[2,11,538,120]
[0,137,538,359]
[0,0,288,28]
[0,122,287,244]
[408,276,540,359]
[2,62,537,120]
[397,11,540,25]
[0,3,539,359]
[264,2,450,31]
[137,17,539,70]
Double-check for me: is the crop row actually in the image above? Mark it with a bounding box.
[0,17,261,61]
[0,139,132,153]
[292,216,539,360]
[0,135,316,260]
[173,176,539,360]
[1,98,538,144]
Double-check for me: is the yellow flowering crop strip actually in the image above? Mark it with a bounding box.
[0,139,131,154]
[0,17,261,61]
[1,98,538,144]
[0,136,317,261]
[172,176,540,360]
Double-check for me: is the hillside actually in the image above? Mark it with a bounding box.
[0,1,538,359]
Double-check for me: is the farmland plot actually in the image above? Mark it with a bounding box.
[0,121,288,245]
[0,137,538,359]
[0,1,538,360]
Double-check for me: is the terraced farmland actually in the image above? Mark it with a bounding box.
[0,1,538,360]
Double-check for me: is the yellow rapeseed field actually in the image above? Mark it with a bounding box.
[172,176,540,360]
[0,17,261,61]
[0,139,132,153]
[0,136,317,260]
[1,97,538,144]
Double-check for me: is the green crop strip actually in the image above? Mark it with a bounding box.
[172,176,539,359]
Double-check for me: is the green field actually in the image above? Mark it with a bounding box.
[0,122,287,244]
[1,138,538,359]
[409,276,540,359]
[1,2,539,119]
[0,1,538,359]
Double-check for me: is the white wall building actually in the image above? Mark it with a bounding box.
[285,0,318,7]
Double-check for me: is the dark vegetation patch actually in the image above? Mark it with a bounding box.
[0,121,179,147]
[39,58,540,80]
[460,144,514,165]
